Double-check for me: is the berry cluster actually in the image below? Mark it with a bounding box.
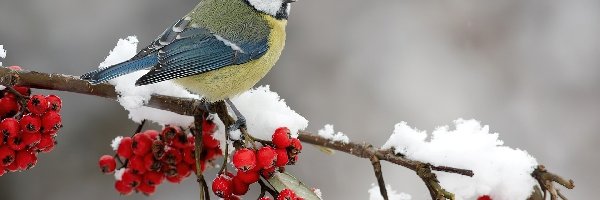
[0,66,63,175]
[212,127,303,200]
[98,118,222,196]
[478,195,492,200]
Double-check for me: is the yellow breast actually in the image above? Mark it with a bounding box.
[174,15,287,102]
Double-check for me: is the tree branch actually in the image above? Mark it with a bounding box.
[0,68,575,199]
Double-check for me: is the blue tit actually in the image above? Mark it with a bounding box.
[81,0,296,129]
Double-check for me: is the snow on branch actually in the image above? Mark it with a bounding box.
[0,37,574,199]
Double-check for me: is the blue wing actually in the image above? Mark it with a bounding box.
[81,17,269,85]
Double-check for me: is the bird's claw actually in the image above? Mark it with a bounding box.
[228,117,246,132]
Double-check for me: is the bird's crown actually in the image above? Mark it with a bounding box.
[245,0,295,19]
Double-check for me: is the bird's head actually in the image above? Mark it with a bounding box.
[245,0,296,20]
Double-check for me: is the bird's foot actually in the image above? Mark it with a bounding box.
[228,116,246,132]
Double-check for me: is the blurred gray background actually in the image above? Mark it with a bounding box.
[0,0,598,199]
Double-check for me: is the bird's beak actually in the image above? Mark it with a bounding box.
[284,0,297,3]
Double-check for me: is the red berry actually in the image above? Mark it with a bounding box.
[151,140,165,160]
[0,118,20,138]
[143,153,161,172]
[202,134,220,149]
[232,148,256,172]
[20,114,41,134]
[0,165,5,176]
[172,133,190,149]
[162,164,177,177]
[290,138,302,153]
[232,175,250,195]
[121,169,142,188]
[478,195,492,200]
[40,111,62,135]
[161,125,181,143]
[15,150,37,170]
[0,97,19,117]
[137,182,156,196]
[144,129,159,140]
[182,147,195,165]
[115,180,134,195]
[132,133,152,156]
[7,136,26,151]
[128,155,147,174]
[5,160,19,172]
[117,137,133,159]
[259,197,272,200]
[202,118,216,134]
[277,189,297,200]
[176,162,192,178]
[0,146,15,166]
[257,146,277,169]
[166,174,184,183]
[236,169,260,184]
[22,132,42,147]
[261,166,277,179]
[272,127,292,149]
[212,173,234,198]
[275,149,289,167]
[98,155,117,174]
[27,95,48,115]
[162,148,182,165]
[46,95,62,112]
[36,134,56,153]
[143,171,164,186]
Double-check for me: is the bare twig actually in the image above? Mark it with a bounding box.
[531,165,574,200]
[258,178,278,197]
[370,155,388,200]
[193,114,208,200]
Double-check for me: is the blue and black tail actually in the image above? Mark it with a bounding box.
[81,54,159,84]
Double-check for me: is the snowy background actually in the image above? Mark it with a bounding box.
[1,0,599,199]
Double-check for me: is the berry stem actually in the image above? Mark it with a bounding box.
[370,155,389,200]
[6,86,29,119]
[218,125,230,175]
[193,114,207,200]
[258,178,278,197]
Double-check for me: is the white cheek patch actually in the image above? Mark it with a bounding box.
[247,0,284,16]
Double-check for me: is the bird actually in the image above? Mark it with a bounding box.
[81,0,296,130]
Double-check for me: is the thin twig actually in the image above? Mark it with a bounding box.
[193,114,207,200]
[370,155,388,200]
[258,179,278,197]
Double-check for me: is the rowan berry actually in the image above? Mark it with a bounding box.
[20,114,41,134]
[277,189,298,200]
[212,173,234,198]
[232,175,250,195]
[117,137,133,159]
[132,133,152,156]
[0,146,15,166]
[233,148,256,172]
[236,169,260,184]
[275,149,289,167]
[257,146,277,169]
[27,94,48,115]
[41,111,62,135]
[98,155,116,174]
[0,118,20,138]
[45,95,62,112]
[115,180,134,195]
[272,127,292,149]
